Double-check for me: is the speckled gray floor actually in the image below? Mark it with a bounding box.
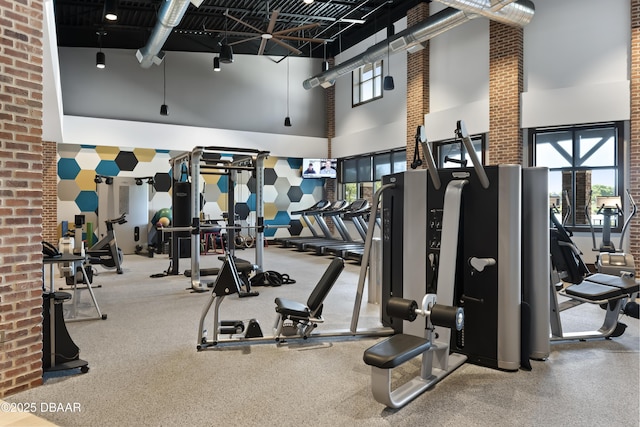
[5,246,639,427]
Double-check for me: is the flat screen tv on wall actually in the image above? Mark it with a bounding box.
[302,158,337,179]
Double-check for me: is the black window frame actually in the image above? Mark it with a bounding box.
[528,121,624,233]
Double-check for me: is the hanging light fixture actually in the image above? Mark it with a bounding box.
[220,44,233,63]
[160,56,168,116]
[96,31,106,69]
[219,11,234,63]
[322,42,329,72]
[103,0,118,21]
[213,56,221,72]
[284,57,292,127]
[96,51,106,69]
[383,23,395,91]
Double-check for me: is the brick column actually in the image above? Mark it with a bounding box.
[630,0,640,263]
[488,21,523,165]
[406,3,430,168]
[0,0,45,397]
[325,58,336,203]
[42,141,57,242]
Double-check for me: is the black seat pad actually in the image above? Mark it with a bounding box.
[275,297,310,318]
[565,282,622,301]
[217,256,253,273]
[363,334,431,369]
[585,273,639,293]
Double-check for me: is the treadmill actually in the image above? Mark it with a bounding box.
[294,200,349,251]
[274,199,331,247]
[322,199,370,258]
[302,199,368,255]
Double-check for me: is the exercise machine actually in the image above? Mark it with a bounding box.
[197,255,346,349]
[549,209,638,340]
[358,122,557,409]
[274,199,331,247]
[273,257,345,340]
[363,295,464,409]
[586,189,636,277]
[381,122,537,371]
[198,187,397,349]
[83,213,126,274]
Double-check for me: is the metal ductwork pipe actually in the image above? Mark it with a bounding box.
[302,0,534,90]
[437,0,533,26]
[136,0,203,68]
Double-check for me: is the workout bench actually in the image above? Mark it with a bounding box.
[363,295,465,409]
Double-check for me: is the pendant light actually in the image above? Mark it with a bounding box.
[103,0,118,21]
[284,57,292,127]
[383,23,394,91]
[160,57,168,116]
[220,11,234,63]
[96,31,106,69]
[322,42,329,72]
[213,56,221,72]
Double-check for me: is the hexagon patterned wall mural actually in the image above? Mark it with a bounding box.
[56,144,325,243]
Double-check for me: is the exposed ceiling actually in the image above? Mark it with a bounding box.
[53,0,425,59]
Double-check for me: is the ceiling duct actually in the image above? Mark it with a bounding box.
[302,0,534,90]
[136,0,204,68]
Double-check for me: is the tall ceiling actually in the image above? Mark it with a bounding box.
[53,0,425,59]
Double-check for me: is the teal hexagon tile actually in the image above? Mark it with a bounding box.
[75,191,99,213]
[58,158,81,180]
[95,160,120,177]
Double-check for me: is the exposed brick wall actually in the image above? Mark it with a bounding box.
[42,141,57,243]
[630,0,639,264]
[488,21,523,165]
[325,58,336,203]
[406,3,430,168]
[0,0,45,397]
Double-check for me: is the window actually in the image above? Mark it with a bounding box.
[340,149,406,203]
[352,60,383,106]
[433,134,486,168]
[530,122,624,231]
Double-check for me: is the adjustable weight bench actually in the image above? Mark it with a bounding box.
[273,257,345,340]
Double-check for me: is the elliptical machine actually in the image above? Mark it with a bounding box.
[586,189,636,278]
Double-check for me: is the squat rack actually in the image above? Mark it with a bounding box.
[169,146,270,292]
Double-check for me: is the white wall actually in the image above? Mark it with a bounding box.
[331,18,409,158]
[42,0,63,143]
[426,2,489,141]
[62,115,327,158]
[521,0,630,127]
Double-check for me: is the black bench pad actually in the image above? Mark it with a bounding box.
[275,297,310,318]
[565,282,622,301]
[363,334,431,369]
[585,273,639,293]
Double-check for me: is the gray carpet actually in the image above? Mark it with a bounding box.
[6,246,639,427]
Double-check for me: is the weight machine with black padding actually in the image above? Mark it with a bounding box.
[377,122,550,376]
[363,295,464,409]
